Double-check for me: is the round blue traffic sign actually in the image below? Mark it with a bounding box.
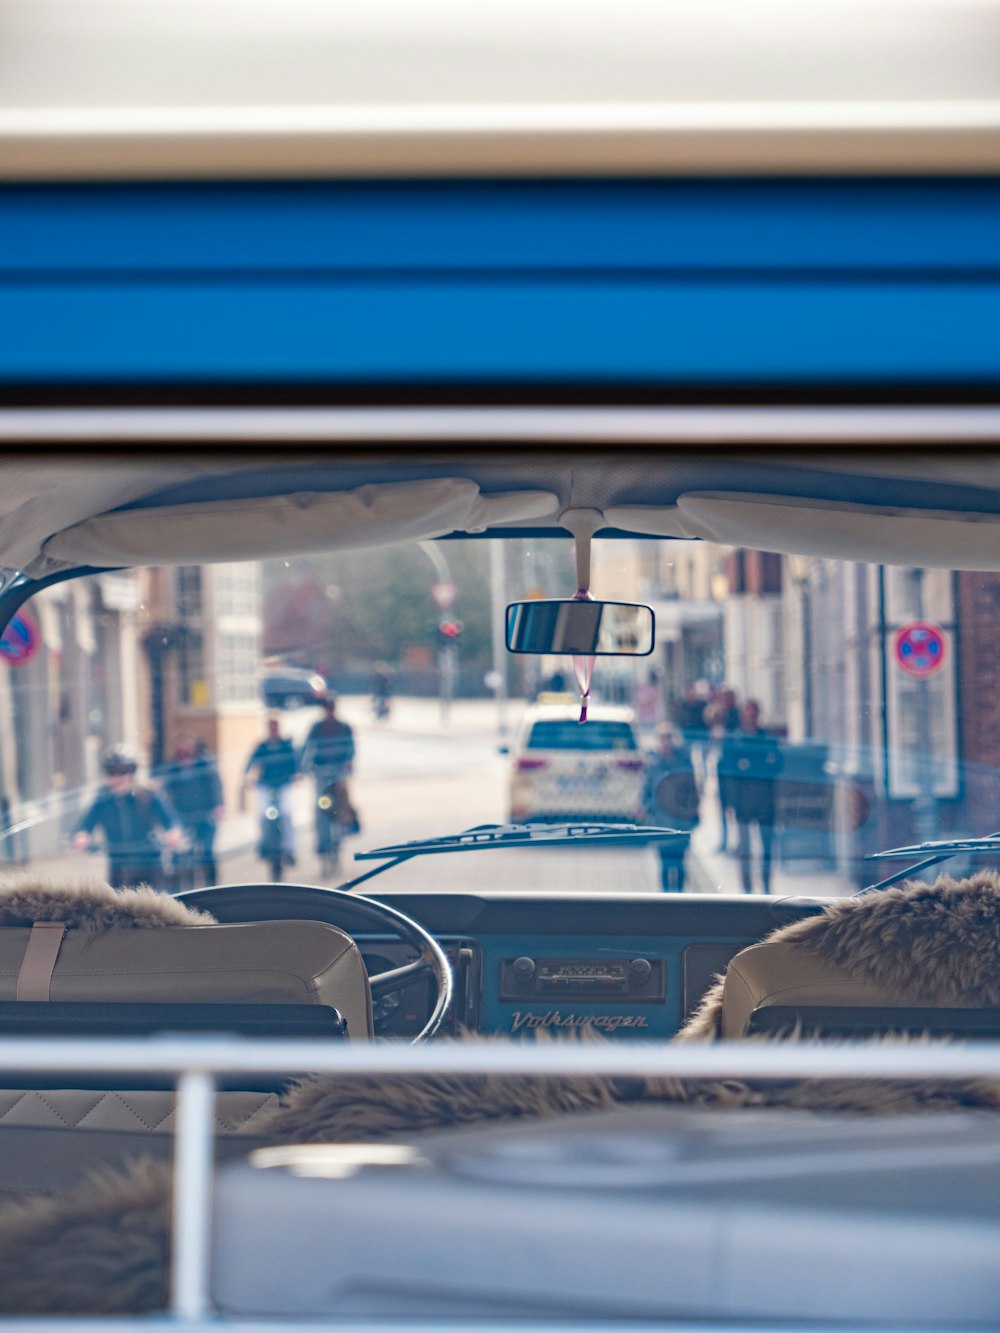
[894,621,946,678]
[0,613,40,667]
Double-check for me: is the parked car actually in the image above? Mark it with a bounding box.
[508,703,646,822]
[259,669,328,710]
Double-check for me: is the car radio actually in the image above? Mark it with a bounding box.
[500,955,664,1002]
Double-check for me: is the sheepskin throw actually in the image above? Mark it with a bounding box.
[0,1158,171,1315]
[0,874,214,930]
[678,870,1000,1041]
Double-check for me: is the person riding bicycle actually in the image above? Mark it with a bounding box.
[300,695,357,871]
[243,718,299,868]
[72,745,183,890]
[157,735,225,885]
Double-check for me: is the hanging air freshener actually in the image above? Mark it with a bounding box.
[560,510,604,723]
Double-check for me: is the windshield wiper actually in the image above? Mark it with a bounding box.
[860,830,1000,895]
[339,822,689,894]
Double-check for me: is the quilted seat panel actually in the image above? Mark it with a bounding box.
[0,1089,278,1134]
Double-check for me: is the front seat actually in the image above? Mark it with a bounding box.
[0,883,372,1197]
[0,916,373,1039]
[716,939,908,1039]
[683,872,1000,1042]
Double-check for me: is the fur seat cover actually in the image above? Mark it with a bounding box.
[0,874,215,931]
[2,872,1000,1314]
[678,869,1000,1041]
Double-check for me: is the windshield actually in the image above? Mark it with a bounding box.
[0,509,990,897]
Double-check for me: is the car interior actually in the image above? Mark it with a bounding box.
[0,0,999,1321]
[0,452,997,1138]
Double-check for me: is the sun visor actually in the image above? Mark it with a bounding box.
[38,479,559,571]
[609,494,1000,570]
[602,506,699,539]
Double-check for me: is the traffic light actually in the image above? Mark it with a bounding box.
[438,619,463,641]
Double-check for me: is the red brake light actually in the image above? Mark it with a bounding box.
[516,757,549,771]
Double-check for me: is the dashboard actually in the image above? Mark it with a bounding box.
[356,893,826,1041]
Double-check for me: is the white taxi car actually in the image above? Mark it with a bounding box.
[507,702,646,823]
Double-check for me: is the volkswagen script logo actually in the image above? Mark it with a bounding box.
[510,1010,649,1034]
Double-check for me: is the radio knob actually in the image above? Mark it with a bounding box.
[629,958,652,983]
[512,956,536,980]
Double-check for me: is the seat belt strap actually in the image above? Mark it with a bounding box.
[16,922,67,1001]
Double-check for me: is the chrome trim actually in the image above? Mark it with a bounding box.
[0,407,999,444]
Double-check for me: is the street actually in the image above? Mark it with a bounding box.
[220,696,673,894]
[28,695,856,898]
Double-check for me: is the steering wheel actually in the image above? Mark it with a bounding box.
[177,882,453,1043]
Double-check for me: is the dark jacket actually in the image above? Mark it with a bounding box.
[718,730,783,824]
[74,786,177,864]
[245,738,299,788]
[157,755,223,821]
[301,719,355,775]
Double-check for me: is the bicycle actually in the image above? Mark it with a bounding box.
[256,785,294,882]
[168,821,219,890]
[315,775,360,878]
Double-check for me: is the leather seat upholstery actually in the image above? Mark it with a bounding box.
[720,940,909,1039]
[0,919,373,1041]
[0,917,373,1191]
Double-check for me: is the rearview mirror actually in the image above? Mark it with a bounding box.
[506,600,655,656]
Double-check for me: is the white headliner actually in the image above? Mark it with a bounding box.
[2,0,999,177]
[2,409,1000,576]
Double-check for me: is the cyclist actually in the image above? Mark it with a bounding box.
[72,745,183,890]
[243,718,300,871]
[300,695,356,873]
[157,735,225,885]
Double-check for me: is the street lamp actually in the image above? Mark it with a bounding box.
[785,553,813,740]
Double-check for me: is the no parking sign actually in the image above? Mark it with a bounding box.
[894,621,946,677]
[0,613,40,667]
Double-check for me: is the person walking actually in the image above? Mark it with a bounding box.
[300,696,357,872]
[243,718,300,868]
[719,700,783,894]
[705,687,741,852]
[370,663,393,722]
[644,725,701,891]
[157,735,225,885]
[72,746,183,890]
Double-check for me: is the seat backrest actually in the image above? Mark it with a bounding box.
[0,917,373,1196]
[747,1003,1000,1041]
[719,940,911,1039]
[0,919,373,1040]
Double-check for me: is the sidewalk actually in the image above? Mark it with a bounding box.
[689,772,856,899]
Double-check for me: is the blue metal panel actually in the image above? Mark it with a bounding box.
[1,182,999,383]
[4,278,999,382]
[4,182,1000,272]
